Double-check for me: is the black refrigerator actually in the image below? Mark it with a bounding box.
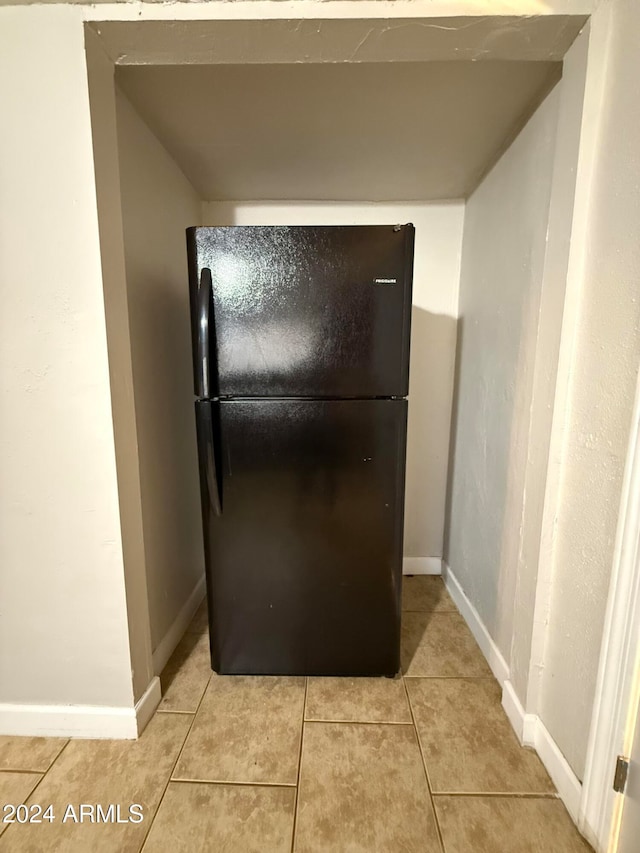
[187,225,414,677]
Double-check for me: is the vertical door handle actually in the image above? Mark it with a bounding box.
[197,268,212,399]
[197,403,222,517]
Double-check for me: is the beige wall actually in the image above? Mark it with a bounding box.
[539,0,640,781]
[85,29,155,704]
[116,89,204,653]
[0,6,135,709]
[445,84,560,661]
[507,28,592,709]
[203,200,464,564]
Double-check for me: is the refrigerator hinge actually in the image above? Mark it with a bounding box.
[613,756,629,794]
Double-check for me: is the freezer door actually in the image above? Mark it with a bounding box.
[187,225,414,398]
[195,398,407,676]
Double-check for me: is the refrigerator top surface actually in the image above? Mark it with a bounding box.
[188,224,414,399]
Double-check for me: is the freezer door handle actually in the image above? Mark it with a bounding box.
[196,268,212,399]
[197,404,222,517]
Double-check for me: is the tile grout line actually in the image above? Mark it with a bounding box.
[302,718,414,726]
[0,768,53,776]
[4,738,74,842]
[432,791,561,799]
[289,676,308,853]
[46,740,71,772]
[137,671,213,853]
[155,709,196,715]
[402,675,447,853]
[402,675,497,680]
[169,777,297,788]
[4,763,50,800]
[402,607,460,614]
[28,738,71,794]
[0,768,45,841]
[0,768,48,845]
[23,771,45,800]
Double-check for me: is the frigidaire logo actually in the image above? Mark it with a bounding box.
[374,278,397,285]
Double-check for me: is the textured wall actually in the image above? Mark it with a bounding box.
[445,85,560,661]
[507,29,591,708]
[539,0,640,781]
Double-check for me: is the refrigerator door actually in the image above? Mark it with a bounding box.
[195,397,408,676]
[187,225,414,399]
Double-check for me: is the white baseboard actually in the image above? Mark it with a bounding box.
[0,676,161,740]
[502,679,538,746]
[535,719,583,822]
[135,676,161,736]
[152,575,207,676]
[442,561,583,829]
[441,561,510,685]
[403,557,442,576]
[500,679,582,821]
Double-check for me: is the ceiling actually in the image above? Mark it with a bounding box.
[116,60,561,202]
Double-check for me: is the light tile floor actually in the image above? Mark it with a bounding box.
[0,577,593,852]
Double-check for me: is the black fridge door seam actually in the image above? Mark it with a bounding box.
[209,395,408,403]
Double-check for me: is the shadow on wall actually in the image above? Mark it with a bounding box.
[405,307,459,562]
[443,290,542,657]
[442,316,463,568]
[129,269,205,651]
[443,315,507,640]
